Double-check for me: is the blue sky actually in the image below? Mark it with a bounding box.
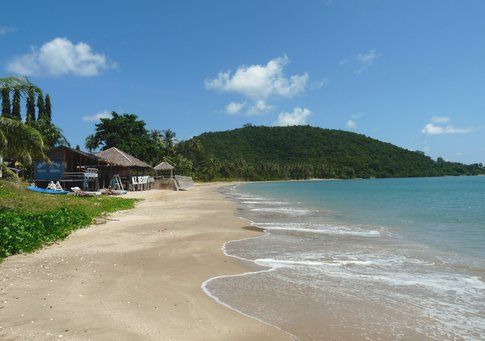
[1,1,484,163]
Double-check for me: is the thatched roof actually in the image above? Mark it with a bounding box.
[47,145,103,161]
[154,161,174,171]
[48,145,106,163]
[97,147,152,168]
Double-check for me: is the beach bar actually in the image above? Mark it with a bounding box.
[34,146,106,191]
[96,147,154,191]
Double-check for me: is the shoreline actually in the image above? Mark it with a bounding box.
[0,184,290,340]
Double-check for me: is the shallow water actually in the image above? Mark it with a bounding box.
[204,177,485,340]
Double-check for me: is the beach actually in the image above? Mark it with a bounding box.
[0,184,289,340]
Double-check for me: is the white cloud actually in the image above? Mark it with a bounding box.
[206,55,308,115]
[205,55,307,100]
[83,111,112,122]
[355,49,380,74]
[346,120,357,129]
[345,112,364,130]
[422,123,475,135]
[312,78,329,89]
[248,100,273,115]
[0,26,15,36]
[431,116,450,123]
[357,50,379,64]
[422,117,477,135]
[225,101,245,115]
[7,37,117,77]
[275,107,311,126]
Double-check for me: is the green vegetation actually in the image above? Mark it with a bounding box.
[85,112,188,167]
[0,180,136,260]
[83,114,484,181]
[1,76,67,178]
[177,125,485,180]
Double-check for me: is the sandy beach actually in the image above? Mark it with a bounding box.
[0,184,289,340]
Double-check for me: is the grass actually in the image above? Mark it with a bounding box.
[0,180,137,260]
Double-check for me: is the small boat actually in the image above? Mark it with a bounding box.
[26,186,69,195]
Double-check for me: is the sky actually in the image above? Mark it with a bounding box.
[1,0,484,164]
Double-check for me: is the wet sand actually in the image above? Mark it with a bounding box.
[0,184,289,340]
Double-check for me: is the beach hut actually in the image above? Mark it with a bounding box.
[96,147,153,191]
[154,161,174,178]
[34,145,106,191]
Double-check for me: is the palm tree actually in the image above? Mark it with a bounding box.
[162,129,177,156]
[0,77,45,178]
[162,129,177,148]
[151,129,163,143]
[0,76,41,97]
[0,117,45,178]
[188,138,202,154]
[31,119,69,149]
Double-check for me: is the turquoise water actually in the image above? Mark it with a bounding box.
[205,177,485,340]
[241,177,485,258]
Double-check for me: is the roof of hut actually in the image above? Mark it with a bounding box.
[96,147,152,168]
[48,145,105,163]
[154,161,174,171]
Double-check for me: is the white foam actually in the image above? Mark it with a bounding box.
[254,258,375,268]
[262,225,381,237]
[241,200,288,205]
[249,207,311,216]
[201,234,299,340]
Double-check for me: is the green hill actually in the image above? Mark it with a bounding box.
[177,125,484,180]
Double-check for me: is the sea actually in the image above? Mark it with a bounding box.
[203,176,485,340]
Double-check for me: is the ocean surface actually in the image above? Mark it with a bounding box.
[204,177,485,340]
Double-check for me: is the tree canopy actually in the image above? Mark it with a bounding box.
[177,125,485,180]
[85,112,162,163]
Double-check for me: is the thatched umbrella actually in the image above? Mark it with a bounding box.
[154,161,174,178]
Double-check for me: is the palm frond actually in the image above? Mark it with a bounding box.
[0,117,46,163]
[0,76,41,97]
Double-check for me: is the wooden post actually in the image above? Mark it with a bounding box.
[0,154,3,178]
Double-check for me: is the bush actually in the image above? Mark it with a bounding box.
[0,181,136,259]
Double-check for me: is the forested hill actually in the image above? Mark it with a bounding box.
[177,125,484,180]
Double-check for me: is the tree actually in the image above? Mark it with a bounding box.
[1,76,41,122]
[11,89,21,120]
[0,117,45,178]
[162,129,177,156]
[26,89,36,125]
[37,92,46,120]
[44,94,52,121]
[85,112,159,162]
[31,119,69,149]
[151,129,163,143]
[1,88,11,118]
[0,76,40,96]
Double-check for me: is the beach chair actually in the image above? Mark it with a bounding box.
[47,181,57,190]
[55,181,64,191]
[70,187,89,196]
[131,176,139,191]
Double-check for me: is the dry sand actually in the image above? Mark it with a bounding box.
[0,184,290,340]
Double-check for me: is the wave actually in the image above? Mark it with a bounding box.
[241,200,289,205]
[255,258,373,268]
[249,207,311,216]
[254,222,381,237]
